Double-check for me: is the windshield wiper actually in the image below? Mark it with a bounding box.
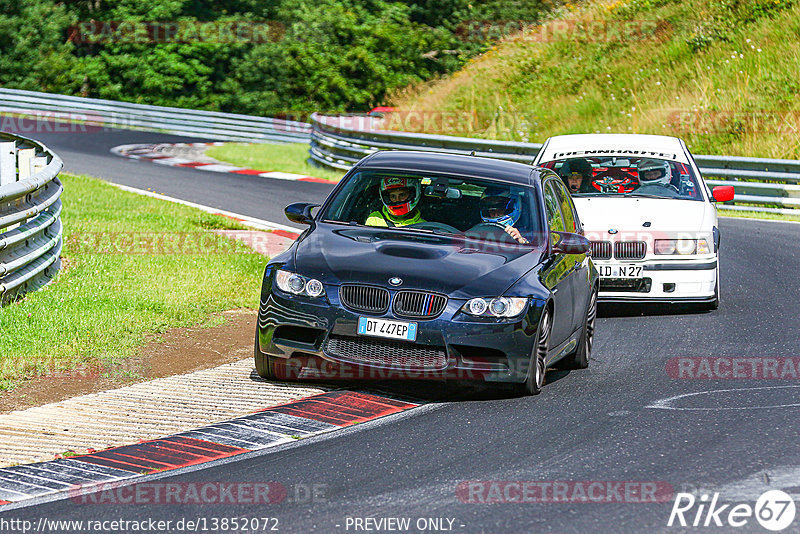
[436,230,461,236]
[393,226,434,234]
[320,220,459,236]
[625,193,671,199]
[321,219,362,226]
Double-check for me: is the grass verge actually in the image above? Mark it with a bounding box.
[391,0,800,159]
[206,142,345,182]
[718,209,800,223]
[0,173,267,390]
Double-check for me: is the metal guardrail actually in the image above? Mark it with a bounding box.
[0,132,64,305]
[310,113,799,214]
[0,88,311,144]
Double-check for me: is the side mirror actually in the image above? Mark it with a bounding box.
[285,202,319,225]
[712,186,735,202]
[551,232,590,255]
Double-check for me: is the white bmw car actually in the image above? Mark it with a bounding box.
[533,134,734,309]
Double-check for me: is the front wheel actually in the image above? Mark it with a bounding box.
[697,263,720,311]
[254,329,277,380]
[516,309,551,395]
[708,263,720,310]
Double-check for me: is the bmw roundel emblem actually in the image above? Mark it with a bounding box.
[608,228,619,235]
[389,277,403,286]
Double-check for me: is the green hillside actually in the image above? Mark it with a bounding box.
[391,0,800,158]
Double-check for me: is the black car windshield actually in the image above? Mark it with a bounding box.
[541,156,704,201]
[320,170,543,246]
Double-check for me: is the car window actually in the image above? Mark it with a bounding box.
[541,156,704,201]
[320,169,544,246]
[551,180,579,233]
[543,181,566,233]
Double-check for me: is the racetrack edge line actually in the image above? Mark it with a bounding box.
[106,182,302,237]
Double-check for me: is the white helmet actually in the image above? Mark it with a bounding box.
[637,159,671,186]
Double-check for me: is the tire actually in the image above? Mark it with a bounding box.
[516,309,551,395]
[254,329,276,380]
[709,264,720,310]
[699,263,720,311]
[561,287,597,370]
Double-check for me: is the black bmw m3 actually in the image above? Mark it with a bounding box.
[255,151,599,394]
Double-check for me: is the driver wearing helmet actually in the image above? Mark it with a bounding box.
[559,158,594,193]
[479,187,528,244]
[637,159,676,190]
[365,176,426,227]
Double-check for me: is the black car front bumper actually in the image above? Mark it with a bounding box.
[256,282,544,384]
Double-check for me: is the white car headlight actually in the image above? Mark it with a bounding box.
[654,239,709,255]
[275,269,326,298]
[462,297,527,318]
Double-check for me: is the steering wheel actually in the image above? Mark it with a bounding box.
[466,222,519,243]
[405,221,461,234]
[635,184,680,198]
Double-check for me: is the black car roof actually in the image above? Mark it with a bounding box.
[356,151,540,185]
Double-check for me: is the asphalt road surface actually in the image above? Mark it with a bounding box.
[3,125,799,533]
[16,124,335,229]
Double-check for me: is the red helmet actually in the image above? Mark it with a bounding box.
[380,177,421,216]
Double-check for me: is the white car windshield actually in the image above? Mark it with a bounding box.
[541,156,704,201]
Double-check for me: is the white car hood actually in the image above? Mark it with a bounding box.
[573,197,713,240]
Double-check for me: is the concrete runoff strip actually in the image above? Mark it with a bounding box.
[0,359,327,468]
[0,390,422,505]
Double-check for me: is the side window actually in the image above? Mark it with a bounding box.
[552,180,579,233]
[543,181,566,233]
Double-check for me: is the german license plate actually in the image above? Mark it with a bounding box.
[357,317,417,342]
[598,264,643,278]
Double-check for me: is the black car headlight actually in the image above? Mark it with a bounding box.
[461,297,527,318]
[275,269,326,298]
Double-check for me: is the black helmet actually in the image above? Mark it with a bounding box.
[559,158,593,179]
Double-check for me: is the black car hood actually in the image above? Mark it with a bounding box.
[293,225,544,298]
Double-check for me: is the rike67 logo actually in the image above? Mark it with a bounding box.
[668,490,797,531]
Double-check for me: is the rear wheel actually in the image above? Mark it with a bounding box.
[517,309,551,395]
[561,287,597,370]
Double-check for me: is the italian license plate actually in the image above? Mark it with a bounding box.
[357,317,417,342]
[598,264,643,278]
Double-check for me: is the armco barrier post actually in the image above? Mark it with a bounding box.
[0,142,14,186]
[0,132,64,304]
